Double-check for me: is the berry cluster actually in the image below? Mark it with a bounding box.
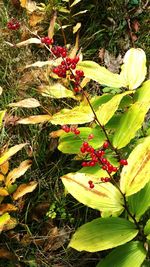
[7,18,20,30]
[41,37,53,45]
[61,125,80,135]
[51,45,84,92]
[51,46,67,58]
[101,177,111,182]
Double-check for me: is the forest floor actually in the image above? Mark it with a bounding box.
[0,0,149,266]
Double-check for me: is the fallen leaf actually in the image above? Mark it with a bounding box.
[15,38,41,47]
[0,161,9,175]
[49,129,64,138]
[0,143,27,166]
[13,181,38,200]
[0,247,16,260]
[0,213,10,233]
[0,87,3,96]
[20,0,37,12]
[29,12,44,27]
[0,188,9,196]
[0,174,5,182]
[132,20,140,32]
[3,217,18,231]
[17,115,51,124]
[9,98,40,108]
[0,204,17,215]
[6,160,32,186]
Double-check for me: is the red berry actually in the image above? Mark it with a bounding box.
[119,159,128,166]
[73,56,79,63]
[107,164,114,173]
[74,87,80,93]
[71,63,76,69]
[102,165,107,170]
[83,142,89,148]
[82,161,87,167]
[62,51,67,57]
[112,166,118,172]
[89,161,96,167]
[103,141,109,149]
[7,18,20,30]
[104,177,111,182]
[74,129,80,135]
[88,180,94,189]
[101,157,107,164]
[80,147,86,153]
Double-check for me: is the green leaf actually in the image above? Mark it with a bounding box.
[120,136,150,196]
[0,213,10,233]
[0,110,6,128]
[50,105,94,125]
[96,241,146,267]
[96,91,133,126]
[69,217,138,252]
[144,219,150,236]
[39,83,76,99]
[128,181,150,221]
[58,127,105,154]
[77,61,126,88]
[61,172,124,215]
[120,48,147,90]
[113,102,149,149]
[134,80,150,103]
[91,94,112,111]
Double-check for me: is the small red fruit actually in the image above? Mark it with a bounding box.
[103,141,109,149]
[88,134,94,140]
[119,159,128,166]
[74,129,80,135]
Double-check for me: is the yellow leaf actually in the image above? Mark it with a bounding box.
[0,110,6,128]
[51,106,94,125]
[77,61,126,88]
[70,0,83,7]
[0,188,8,196]
[0,161,9,175]
[0,213,10,233]
[6,160,32,186]
[120,48,147,90]
[29,12,44,27]
[120,136,150,196]
[61,172,124,215]
[13,181,38,200]
[39,83,76,99]
[8,98,40,108]
[0,144,27,166]
[0,204,17,215]
[96,91,133,126]
[2,217,18,231]
[17,115,51,124]
[20,0,37,12]
[0,174,5,182]
[73,22,81,34]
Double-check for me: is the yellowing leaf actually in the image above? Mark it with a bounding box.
[73,22,81,34]
[96,91,133,126]
[13,181,38,200]
[120,48,147,90]
[0,174,4,182]
[29,12,44,27]
[0,161,9,175]
[0,144,27,166]
[0,87,3,96]
[0,110,6,128]
[6,160,32,186]
[61,172,124,215]
[77,61,125,88]
[0,204,17,215]
[17,115,51,124]
[2,217,17,231]
[0,213,10,233]
[8,98,40,108]
[20,0,37,12]
[70,0,83,7]
[48,11,57,39]
[51,106,94,125]
[0,188,8,196]
[39,83,76,99]
[120,136,150,196]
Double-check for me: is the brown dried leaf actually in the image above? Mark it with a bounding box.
[0,188,9,196]
[13,181,38,200]
[132,20,140,32]
[29,12,44,27]
[9,98,40,108]
[48,11,57,39]
[4,114,19,126]
[0,161,9,175]
[49,129,64,138]
[17,115,51,124]
[0,204,17,215]
[0,247,16,260]
[6,160,32,186]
